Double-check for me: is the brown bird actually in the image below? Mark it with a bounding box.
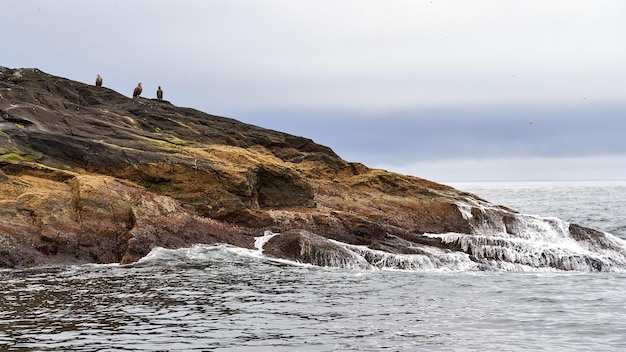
[132,82,142,98]
[157,86,163,100]
[95,74,103,87]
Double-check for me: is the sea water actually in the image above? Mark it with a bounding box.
[1,181,625,351]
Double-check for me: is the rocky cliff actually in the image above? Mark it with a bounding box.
[1,67,624,271]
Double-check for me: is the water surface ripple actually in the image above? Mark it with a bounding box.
[2,259,625,351]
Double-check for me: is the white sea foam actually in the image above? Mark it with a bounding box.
[455,201,474,220]
[136,244,229,265]
[253,230,278,252]
[333,241,477,272]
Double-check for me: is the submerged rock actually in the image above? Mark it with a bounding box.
[1,66,625,271]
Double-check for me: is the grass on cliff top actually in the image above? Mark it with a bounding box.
[195,144,312,172]
[140,134,192,154]
[163,134,190,146]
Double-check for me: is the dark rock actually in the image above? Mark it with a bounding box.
[569,223,624,252]
[254,165,314,208]
[263,230,369,268]
[0,169,8,183]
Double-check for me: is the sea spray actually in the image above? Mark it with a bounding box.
[333,241,477,271]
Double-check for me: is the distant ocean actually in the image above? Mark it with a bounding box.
[1,181,625,351]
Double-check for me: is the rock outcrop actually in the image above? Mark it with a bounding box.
[1,67,624,271]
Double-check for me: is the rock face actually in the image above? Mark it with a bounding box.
[263,230,372,269]
[1,67,624,271]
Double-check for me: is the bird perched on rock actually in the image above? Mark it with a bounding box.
[133,82,142,98]
[95,74,103,87]
[157,86,163,100]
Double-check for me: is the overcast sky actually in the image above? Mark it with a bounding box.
[3,1,626,181]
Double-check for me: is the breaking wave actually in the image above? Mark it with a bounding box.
[136,191,626,273]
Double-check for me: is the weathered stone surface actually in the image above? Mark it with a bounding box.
[0,162,252,267]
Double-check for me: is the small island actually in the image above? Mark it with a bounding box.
[0,67,622,271]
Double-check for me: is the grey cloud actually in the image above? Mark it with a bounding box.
[235,104,626,166]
